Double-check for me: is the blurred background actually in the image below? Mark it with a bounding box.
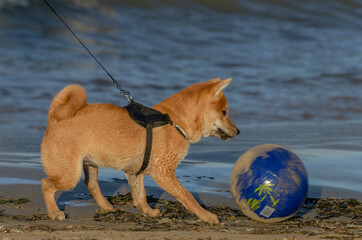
[1,0,362,131]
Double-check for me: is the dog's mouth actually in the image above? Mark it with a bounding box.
[214,128,232,141]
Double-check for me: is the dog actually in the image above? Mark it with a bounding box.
[41,78,239,224]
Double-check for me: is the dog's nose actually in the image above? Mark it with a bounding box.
[236,128,240,136]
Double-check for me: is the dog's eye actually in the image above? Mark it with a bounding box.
[222,110,227,116]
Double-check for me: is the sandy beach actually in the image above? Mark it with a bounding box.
[0,179,361,240]
[0,123,361,240]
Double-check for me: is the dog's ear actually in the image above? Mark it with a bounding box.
[213,78,232,96]
[207,78,221,84]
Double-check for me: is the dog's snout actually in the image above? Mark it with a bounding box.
[236,128,240,136]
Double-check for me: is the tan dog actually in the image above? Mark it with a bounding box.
[41,78,239,224]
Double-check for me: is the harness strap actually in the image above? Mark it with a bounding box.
[136,122,153,175]
[125,102,186,175]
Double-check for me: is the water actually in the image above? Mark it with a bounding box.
[0,177,40,185]
[0,0,361,198]
[1,0,362,129]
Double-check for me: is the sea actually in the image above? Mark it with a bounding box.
[0,0,361,200]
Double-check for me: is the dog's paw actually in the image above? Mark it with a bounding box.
[147,208,161,217]
[96,206,115,214]
[48,210,65,220]
[137,205,161,217]
[141,208,161,217]
[202,212,219,224]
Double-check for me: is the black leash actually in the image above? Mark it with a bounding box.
[43,0,133,103]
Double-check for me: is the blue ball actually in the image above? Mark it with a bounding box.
[230,144,308,222]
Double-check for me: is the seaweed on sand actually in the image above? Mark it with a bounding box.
[316,198,361,219]
[95,193,361,237]
[0,197,28,205]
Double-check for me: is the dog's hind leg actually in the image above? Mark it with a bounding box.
[150,169,219,224]
[83,163,114,213]
[125,173,161,217]
[41,177,66,220]
[41,154,83,220]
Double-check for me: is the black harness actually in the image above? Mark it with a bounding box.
[125,101,186,175]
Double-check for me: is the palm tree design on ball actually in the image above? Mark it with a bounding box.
[247,180,280,212]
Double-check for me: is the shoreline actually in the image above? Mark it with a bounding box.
[0,161,361,202]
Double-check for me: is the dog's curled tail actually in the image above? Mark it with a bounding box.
[48,84,87,122]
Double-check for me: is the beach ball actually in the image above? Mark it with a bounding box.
[230,144,308,223]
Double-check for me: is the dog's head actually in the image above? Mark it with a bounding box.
[202,78,240,141]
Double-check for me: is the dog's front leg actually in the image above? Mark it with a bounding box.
[125,173,161,217]
[150,168,219,224]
